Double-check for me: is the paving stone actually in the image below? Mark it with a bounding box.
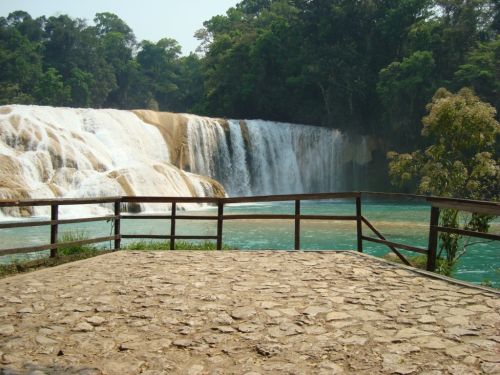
[481,362,500,374]
[231,306,256,320]
[326,311,351,321]
[0,325,15,336]
[172,339,194,348]
[35,335,58,346]
[382,353,418,374]
[417,315,437,324]
[445,345,473,359]
[255,342,282,357]
[395,327,432,340]
[355,310,388,321]
[303,305,330,317]
[72,322,94,332]
[385,343,421,354]
[85,316,105,326]
[411,336,455,349]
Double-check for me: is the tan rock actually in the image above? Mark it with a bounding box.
[326,312,351,321]
[72,322,93,332]
[231,306,257,320]
[0,325,15,336]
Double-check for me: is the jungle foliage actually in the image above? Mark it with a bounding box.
[1,1,499,147]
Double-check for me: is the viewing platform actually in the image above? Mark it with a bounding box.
[1,251,499,374]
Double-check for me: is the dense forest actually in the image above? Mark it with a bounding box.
[1,0,499,147]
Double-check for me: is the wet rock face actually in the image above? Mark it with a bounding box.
[0,251,499,374]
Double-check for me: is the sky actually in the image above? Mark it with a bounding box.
[0,0,240,54]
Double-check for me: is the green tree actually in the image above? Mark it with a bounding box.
[93,12,137,108]
[377,51,437,145]
[34,67,71,105]
[454,37,500,111]
[0,14,43,104]
[93,12,135,46]
[388,88,499,273]
[68,68,93,107]
[43,14,117,107]
[136,38,183,111]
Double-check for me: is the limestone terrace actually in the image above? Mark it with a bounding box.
[0,251,499,374]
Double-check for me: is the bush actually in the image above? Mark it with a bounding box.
[383,253,451,275]
[57,230,98,256]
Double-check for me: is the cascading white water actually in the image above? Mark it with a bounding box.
[185,117,368,196]
[0,105,222,217]
[227,120,251,196]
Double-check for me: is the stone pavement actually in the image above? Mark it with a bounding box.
[0,251,499,375]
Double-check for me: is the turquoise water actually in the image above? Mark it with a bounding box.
[1,201,498,287]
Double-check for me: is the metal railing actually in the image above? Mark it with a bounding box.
[0,192,498,272]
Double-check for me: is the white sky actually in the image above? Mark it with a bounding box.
[0,0,240,54]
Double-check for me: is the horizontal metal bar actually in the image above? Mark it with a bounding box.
[121,215,172,220]
[223,214,295,220]
[0,215,118,229]
[427,196,500,208]
[176,215,218,220]
[223,192,360,203]
[0,235,118,257]
[122,196,221,204]
[121,235,218,240]
[361,236,428,254]
[0,192,497,210]
[58,215,119,225]
[121,215,218,220]
[0,243,54,256]
[222,214,358,221]
[430,201,500,215]
[0,220,54,229]
[361,191,429,200]
[121,235,171,240]
[56,235,118,248]
[0,197,121,207]
[436,226,500,241]
[301,215,357,221]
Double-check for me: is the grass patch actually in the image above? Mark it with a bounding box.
[0,230,109,278]
[124,240,233,251]
[0,236,233,278]
[57,230,101,256]
[0,250,111,278]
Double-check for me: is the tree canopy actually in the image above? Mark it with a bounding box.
[0,1,499,147]
[0,10,202,112]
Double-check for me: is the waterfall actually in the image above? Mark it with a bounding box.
[0,105,373,217]
[227,120,251,196]
[185,118,368,196]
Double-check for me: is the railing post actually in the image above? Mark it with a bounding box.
[427,206,440,272]
[114,200,121,250]
[217,202,224,250]
[295,200,301,250]
[50,204,58,258]
[356,196,363,252]
[170,202,176,250]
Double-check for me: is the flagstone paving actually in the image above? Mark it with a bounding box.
[0,251,499,374]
